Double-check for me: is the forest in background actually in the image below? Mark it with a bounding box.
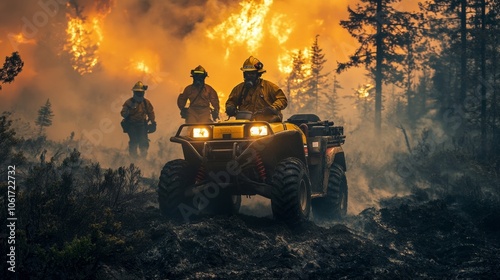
[1,0,500,278]
[283,0,499,165]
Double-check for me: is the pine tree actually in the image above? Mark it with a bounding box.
[0,52,24,90]
[35,99,54,135]
[337,0,417,133]
[308,35,329,113]
[327,75,343,121]
[286,50,309,115]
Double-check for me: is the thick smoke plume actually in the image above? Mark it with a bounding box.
[1,0,426,213]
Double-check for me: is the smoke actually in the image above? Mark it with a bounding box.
[1,0,431,212]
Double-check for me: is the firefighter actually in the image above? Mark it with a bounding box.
[177,65,220,123]
[225,56,287,122]
[120,81,156,159]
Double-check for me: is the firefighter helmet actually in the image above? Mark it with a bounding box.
[190,65,208,77]
[132,81,148,91]
[240,56,266,73]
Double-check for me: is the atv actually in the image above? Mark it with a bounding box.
[158,112,347,226]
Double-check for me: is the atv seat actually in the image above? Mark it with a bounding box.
[287,114,321,137]
[286,114,321,126]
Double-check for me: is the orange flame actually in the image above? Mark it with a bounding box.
[64,15,103,75]
[277,48,311,75]
[127,51,161,75]
[9,33,37,45]
[357,83,374,99]
[134,61,151,74]
[63,0,112,76]
[269,13,294,45]
[207,0,274,57]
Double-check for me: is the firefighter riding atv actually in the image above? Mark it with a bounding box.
[158,112,347,226]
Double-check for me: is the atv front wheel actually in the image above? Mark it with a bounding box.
[158,159,196,221]
[312,163,348,220]
[271,157,311,226]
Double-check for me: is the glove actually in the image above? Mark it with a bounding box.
[180,108,188,119]
[226,105,237,117]
[211,110,219,121]
[147,121,157,133]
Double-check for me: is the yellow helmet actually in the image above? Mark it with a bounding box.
[240,56,266,73]
[191,65,208,77]
[132,81,148,91]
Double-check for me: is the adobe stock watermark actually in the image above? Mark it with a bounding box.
[175,135,273,222]
[75,94,126,158]
[387,89,481,183]
[7,0,67,51]
[76,74,166,159]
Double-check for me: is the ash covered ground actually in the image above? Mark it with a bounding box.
[99,189,500,280]
[2,121,499,279]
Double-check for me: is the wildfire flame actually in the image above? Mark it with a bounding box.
[64,15,103,75]
[134,61,151,74]
[9,33,36,45]
[277,47,311,75]
[357,83,374,98]
[269,13,294,45]
[63,1,112,75]
[206,0,274,57]
[127,51,160,75]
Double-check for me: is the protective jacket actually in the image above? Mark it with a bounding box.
[226,79,287,121]
[121,98,155,123]
[177,84,219,123]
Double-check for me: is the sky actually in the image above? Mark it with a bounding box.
[0,0,420,156]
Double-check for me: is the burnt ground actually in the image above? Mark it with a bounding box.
[98,190,500,280]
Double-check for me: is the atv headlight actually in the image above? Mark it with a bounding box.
[249,125,268,136]
[192,127,210,138]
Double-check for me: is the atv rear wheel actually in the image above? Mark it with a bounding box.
[271,157,311,226]
[158,159,196,221]
[312,163,348,220]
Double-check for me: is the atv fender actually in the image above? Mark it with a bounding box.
[237,130,307,172]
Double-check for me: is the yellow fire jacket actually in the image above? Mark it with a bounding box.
[177,84,220,112]
[226,79,288,114]
[121,98,155,123]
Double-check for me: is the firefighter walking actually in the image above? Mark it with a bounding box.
[177,65,220,123]
[121,81,156,159]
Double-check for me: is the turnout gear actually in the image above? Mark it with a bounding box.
[191,65,208,87]
[121,98,155,123]
[132,81,148,102]
[121,81,156,159]
[178,66,220,123]
[259,106,279,116]
[191,65,208,77]
[240,56,266,73]
[132,81,148,91]
[241,56,265,88]
[227,57,287,122]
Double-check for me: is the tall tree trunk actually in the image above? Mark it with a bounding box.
[460,0,467,105]
[406,40,413,125]
[375,0,383,133]
[420,69,428,117]
[480,0,487,159]
[493,21,499,159]
[287,78,292,114]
